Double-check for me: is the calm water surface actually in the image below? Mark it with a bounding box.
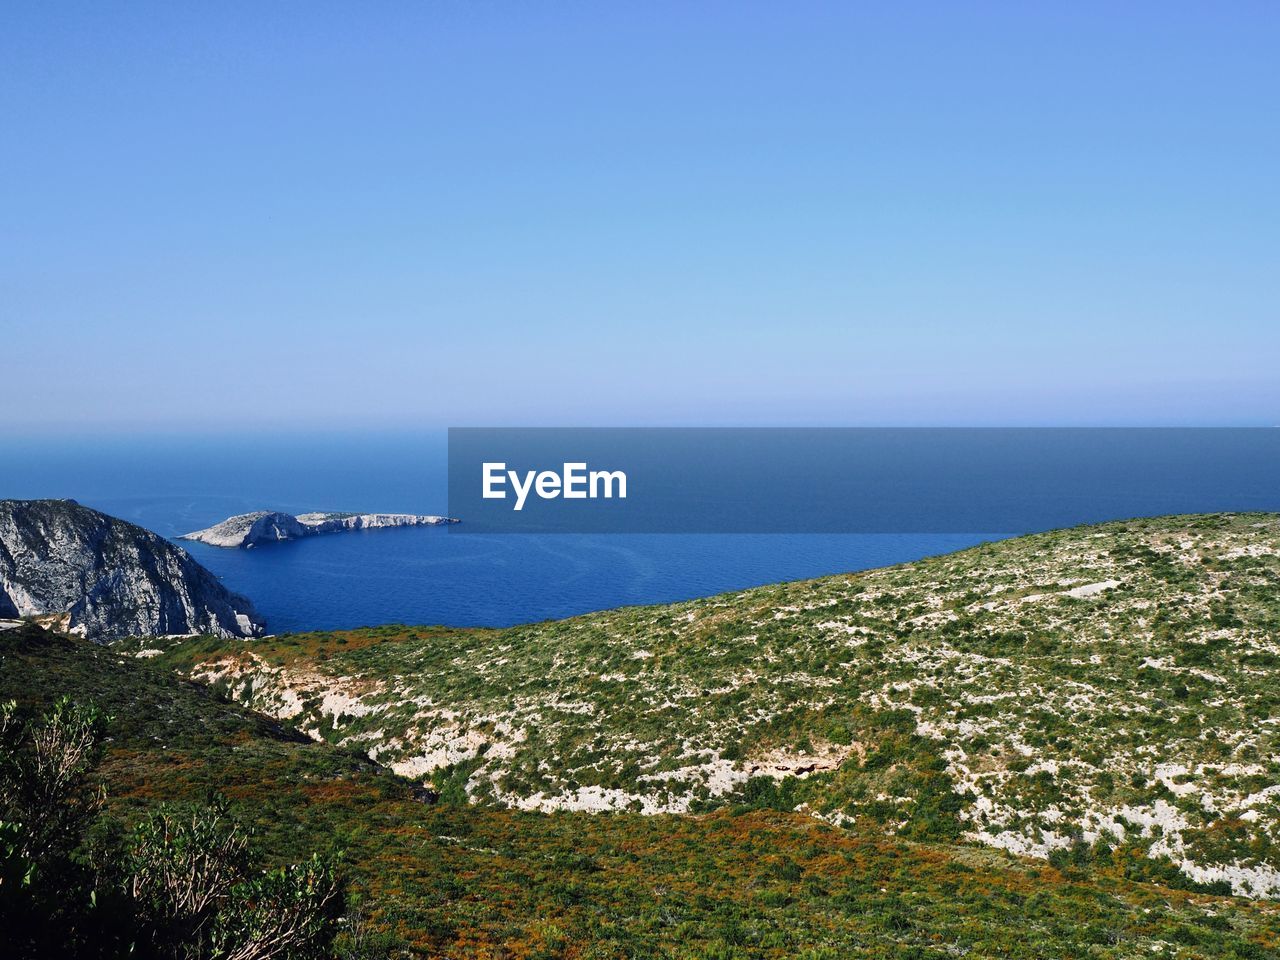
[5,431,998,632]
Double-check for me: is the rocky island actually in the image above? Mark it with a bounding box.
[0,499,264,641]
[180,510,458,548]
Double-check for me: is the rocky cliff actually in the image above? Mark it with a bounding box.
[0,499,264,642]
[180,510,457,548]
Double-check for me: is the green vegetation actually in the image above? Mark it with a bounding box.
[3,623,1279,956]
[137,514,1280,898]
[0,688,346,959]
[8,514,1280,956]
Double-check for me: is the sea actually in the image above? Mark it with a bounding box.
[6,429,1276,634]
[3,431,997,632]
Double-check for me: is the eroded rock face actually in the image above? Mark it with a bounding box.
[180,511,309,548]
[0,499,265,642]
[181,510,456,548]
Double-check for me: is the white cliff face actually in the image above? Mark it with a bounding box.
[0,499,265,642]
[180,510,457,548]
[179,511,308,548]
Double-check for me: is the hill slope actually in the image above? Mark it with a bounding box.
[143,514,1280,897]
[6,623,1280,958]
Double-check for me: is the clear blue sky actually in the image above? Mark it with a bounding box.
[2,2,1276,430]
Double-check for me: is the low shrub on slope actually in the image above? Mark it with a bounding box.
[139,515,1280,898]
[5,625,1280,957]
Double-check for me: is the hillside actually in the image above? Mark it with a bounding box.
[5,623,1280,958]
[0,499,264,640]
[137,514,1280,900]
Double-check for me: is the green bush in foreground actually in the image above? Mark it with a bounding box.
[0,697,348,960]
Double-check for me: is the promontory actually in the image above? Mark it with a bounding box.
[179,510,458,549]
[0,499,264,641]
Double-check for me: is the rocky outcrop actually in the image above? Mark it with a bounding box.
[0,499,265,642]
[180,510,457,548]
[179,511,309,548]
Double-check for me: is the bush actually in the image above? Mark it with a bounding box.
[0,697,351,960]
[0,696,112,956]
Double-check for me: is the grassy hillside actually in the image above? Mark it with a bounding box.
[131,514,1280,902]
[5,624,1280,958]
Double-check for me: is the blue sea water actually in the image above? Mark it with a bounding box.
[6,429,1277,634]
[3,431,998,632]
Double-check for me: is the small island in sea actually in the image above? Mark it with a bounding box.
[180,510,458,548]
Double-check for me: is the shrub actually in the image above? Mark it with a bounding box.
[0,697,112,956]
[0,697,351,960]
